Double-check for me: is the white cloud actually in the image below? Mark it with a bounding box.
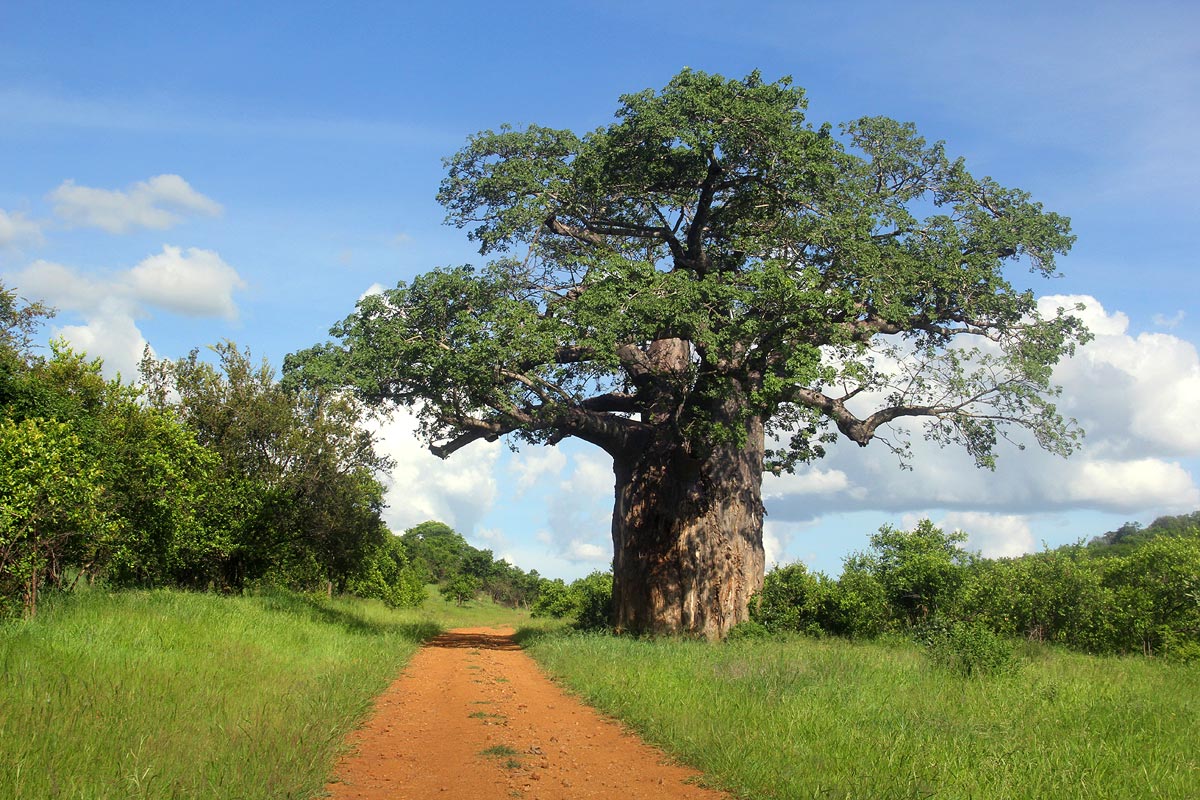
[510,447,567,495]
[7,248,246,321]
[566,540,608,562]
[1042,294,1200,457]
[939,512,1034,559]
[764,466,858,499]
[763,520,793,567]
[369,408,500,535]
[1063,459,1199,510]
[0,210,44,248]
[540,451,614,563]
[127,245,246,319]
[765,294,1200,523]
[50,174,222,233]
[6,260,116,314]
[1153,311,1185,330]
[55,302,150,381]
[358,283,387,301]
[4,247,246,380]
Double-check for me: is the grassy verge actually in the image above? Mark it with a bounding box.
[0,588,440,800]
[414,584,536,629]
[522,631,1200,800]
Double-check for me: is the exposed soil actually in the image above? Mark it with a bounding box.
[320,626,731,800]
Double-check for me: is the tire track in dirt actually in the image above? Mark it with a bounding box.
[320,626,731,799]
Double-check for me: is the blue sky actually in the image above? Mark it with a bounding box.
[2,1,1198,579]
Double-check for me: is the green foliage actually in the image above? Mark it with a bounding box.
[400,520,472,582]
[140,341,393,593]
[0,416,109,616]
[0,589,436,799]
[346,535,426,608]
[530,578,575,618]
[750,514,1200,660]
[291,68,1086,481]
[530,571,613,630]
[398,519,542,610]
[525,628,1200,800]
[846,519,974,628]
[439,573,482,605]
[724,619,771,641]
[571,571,614,631]
[750,562,836,636]
[0,284,411,615]
[919,618,1018,677]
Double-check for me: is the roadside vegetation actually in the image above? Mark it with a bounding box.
[0,584,534,800]
[0,284,558,622]
[521,514,1200,799]
[0,589,434,799]
[524,631,1200,800]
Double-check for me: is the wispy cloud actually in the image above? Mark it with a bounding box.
[0,88,454,148]
[0,209,45,248]
[50,175,222,233]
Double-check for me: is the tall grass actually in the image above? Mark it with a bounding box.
[0,588,440,800]
[523,631,1200,799]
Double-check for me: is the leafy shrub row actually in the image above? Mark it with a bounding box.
[749,517,1200,661]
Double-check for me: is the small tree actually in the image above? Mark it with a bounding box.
[0,418,109,616]
[846,519,973,628]
[440,573,481,606]
[291,70,1087,637]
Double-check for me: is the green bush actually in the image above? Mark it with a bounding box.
[922,619,1017,677]
[530,572,613,630]
[572,571,613,631]
[751,562,832,635]
[725,619,770,641]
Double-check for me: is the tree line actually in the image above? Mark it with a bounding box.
[746,514,1200,660]
[0,286,443,615]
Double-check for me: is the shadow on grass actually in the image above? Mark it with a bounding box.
[257,591,442,643]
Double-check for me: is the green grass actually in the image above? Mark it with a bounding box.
[522,630,1200,800]
[414,585,534,628]
[0,588,440,800]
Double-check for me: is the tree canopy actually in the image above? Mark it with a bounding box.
[292,68,1087,472]
[289,69,1090,635]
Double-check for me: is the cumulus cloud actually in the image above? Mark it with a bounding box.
[127,245,246,319]
[0,210,44,248]
[50,174,222,233]
[3,246,246,379]
[8,249,245,321]
[937,512,1034,559]
[764,294,1200,524]
[510,447,567,495]
[1042,294,1200,457]
[542,451,614,565]
[6,260,115,314]
[1153,310,1185,330]
[55,307,150,381]
[368,408,500,535]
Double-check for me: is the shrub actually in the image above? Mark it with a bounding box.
[725,620,771,641]
[751,562,832,635]
[572,571,613,631]
[922,619,1017,677]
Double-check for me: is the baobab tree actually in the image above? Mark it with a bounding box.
[288,70,1087,637]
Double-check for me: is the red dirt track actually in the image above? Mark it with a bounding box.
[321,626,730,800]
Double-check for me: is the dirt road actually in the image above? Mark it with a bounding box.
[321,626,730,799]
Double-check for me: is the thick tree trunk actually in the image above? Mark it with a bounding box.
[610,405,766,639]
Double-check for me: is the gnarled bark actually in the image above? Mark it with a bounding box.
[610,399,766,639]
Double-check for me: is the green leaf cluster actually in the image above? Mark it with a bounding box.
[293,68,1088,472]
[750,514,1200,659]
[0,283,422,617]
